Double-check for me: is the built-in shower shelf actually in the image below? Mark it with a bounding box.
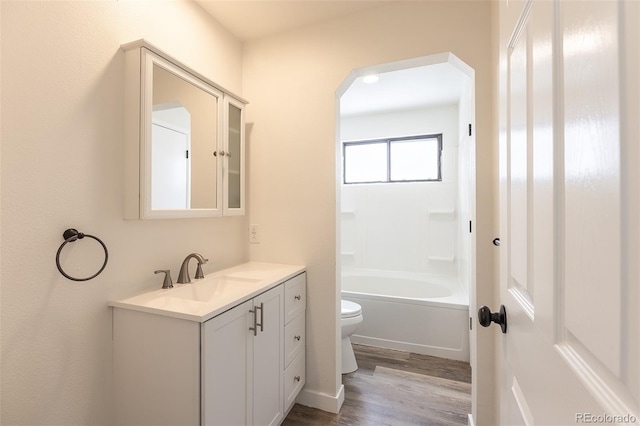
[427,255,455,262]
[427,209,456,219]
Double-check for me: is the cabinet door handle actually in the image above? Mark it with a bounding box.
[256,302,264,332]
[294,375,301,382]
[294,335,301,342]
[294,295,301,301]
[249,307,257,336]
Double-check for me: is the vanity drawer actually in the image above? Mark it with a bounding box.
[284,350,305,412]
[284,314,305,367]
[284,273,306,324]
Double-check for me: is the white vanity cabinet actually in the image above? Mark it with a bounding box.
[112,268,306,426]
[202,285,283,426]
[283,273,306,413]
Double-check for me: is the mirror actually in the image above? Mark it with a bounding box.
[152,64,219,210]
[141,50,224,218]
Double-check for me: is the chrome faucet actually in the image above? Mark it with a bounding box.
[177,253,208,284]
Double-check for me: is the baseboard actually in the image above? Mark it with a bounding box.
[351,335,470,362]
[468,413,475,426]
[295,384,345,414]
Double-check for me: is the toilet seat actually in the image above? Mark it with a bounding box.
[341,300,362,319]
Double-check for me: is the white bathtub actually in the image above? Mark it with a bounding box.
[341,269,470,362]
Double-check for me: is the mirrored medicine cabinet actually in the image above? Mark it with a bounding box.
[122,40,246,219]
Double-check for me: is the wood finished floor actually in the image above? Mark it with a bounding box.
[283,345,471,426]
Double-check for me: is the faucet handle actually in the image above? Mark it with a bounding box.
[194,256,208,280]
[195,263,205,279]
[154,270,173,289]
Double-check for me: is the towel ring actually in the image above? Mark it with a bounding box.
[56,228,108,281]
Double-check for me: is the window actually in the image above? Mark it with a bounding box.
[343,134,442,184]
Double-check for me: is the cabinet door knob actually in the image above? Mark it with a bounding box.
[294,295,301,301]
[294,335,301,341]
[294,375,301,382]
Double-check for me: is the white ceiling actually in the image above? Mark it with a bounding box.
[194,1,470,116]
[194,1,391,42]
[340,62,470,117]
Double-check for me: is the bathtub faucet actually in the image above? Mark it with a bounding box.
[177,253,208,284]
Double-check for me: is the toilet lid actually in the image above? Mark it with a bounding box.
[341,300,362,318]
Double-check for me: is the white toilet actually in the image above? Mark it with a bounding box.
[341,299,363,374]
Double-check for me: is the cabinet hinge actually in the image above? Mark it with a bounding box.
[468,124,472,136]
[186,150,189,159]
[469,221,472,233]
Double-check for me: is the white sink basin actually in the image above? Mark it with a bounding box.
[109,262,306,322]
[170,275,261,303]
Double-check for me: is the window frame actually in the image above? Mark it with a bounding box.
[342,134,443,185]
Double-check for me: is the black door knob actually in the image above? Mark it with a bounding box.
[478,305,507,333]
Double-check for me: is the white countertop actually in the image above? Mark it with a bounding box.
[109,262,305,322]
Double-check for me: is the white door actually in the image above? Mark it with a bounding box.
[495,0,639,424]
[151,121,190,209]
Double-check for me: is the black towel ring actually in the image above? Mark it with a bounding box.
[56,228,109,282]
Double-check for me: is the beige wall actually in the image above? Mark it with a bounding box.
[1,1,245,423]
[243,1,497,421]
